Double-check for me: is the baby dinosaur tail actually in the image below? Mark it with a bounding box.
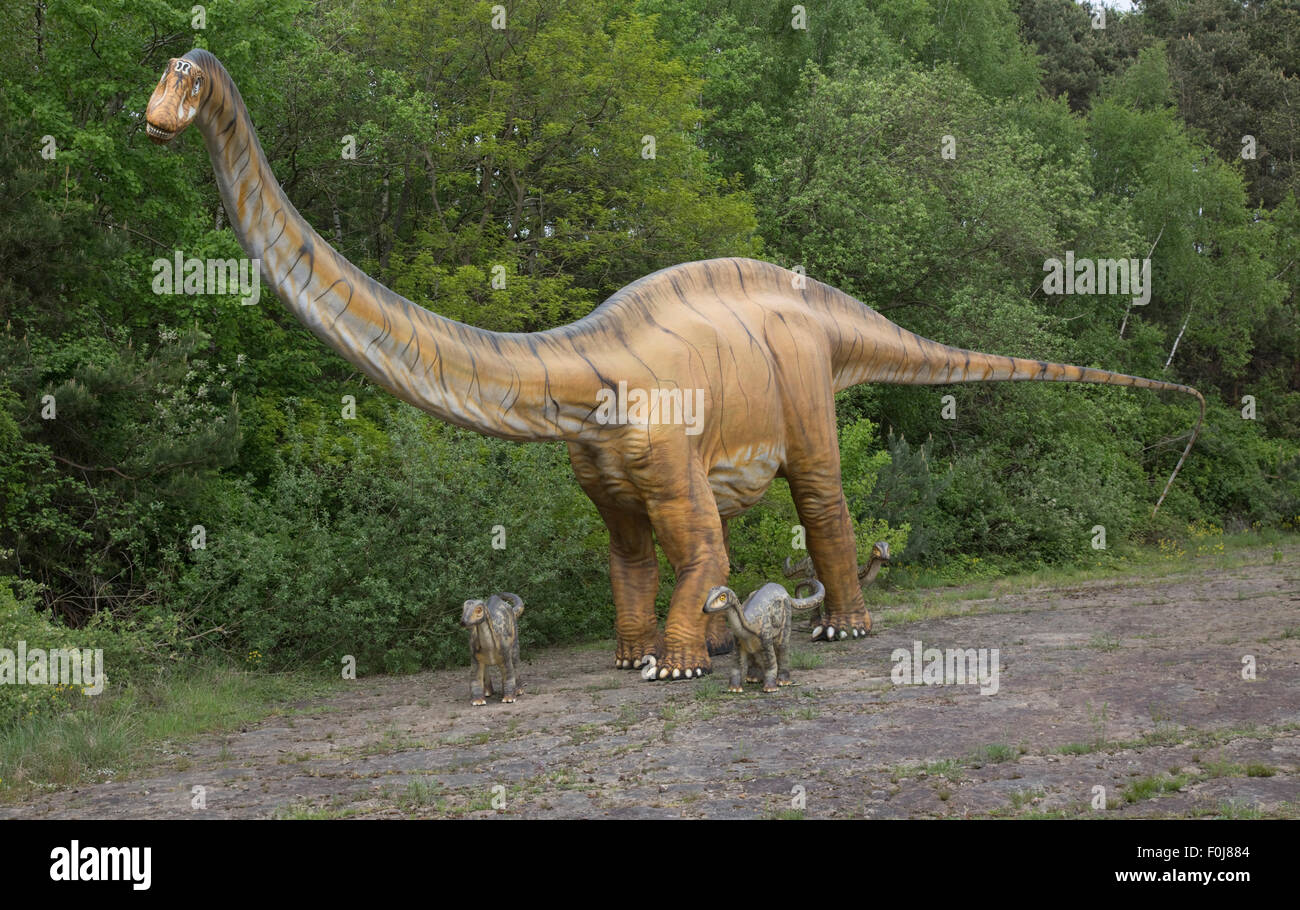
[789,578,826,612]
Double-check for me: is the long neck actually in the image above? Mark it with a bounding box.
[186,50,592,441]
[859,559,883,585]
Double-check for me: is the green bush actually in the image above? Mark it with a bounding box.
[167,404,611,674]
[0,572,171,727]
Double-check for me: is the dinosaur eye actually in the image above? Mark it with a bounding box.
[191,77,202,96]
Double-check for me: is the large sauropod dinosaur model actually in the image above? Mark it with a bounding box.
[145,52,1204,681]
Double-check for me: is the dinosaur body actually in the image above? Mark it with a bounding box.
[461,593,525,705]
[703,579,826,692]
[146,52,1204,683]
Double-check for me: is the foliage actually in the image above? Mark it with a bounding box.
[166,405,611,672]
[0,0,1295,678]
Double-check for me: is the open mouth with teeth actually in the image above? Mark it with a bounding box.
[146,122,175,143]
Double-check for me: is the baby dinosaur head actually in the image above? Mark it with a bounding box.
[857,540,892,585]
[702,586,741,614]
[461,599,488,627]
[145,56,207,144]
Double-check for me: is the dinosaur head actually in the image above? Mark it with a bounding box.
[702,585,741,615]
[858,541,892,585]
[461,599,488,627]
[145,57,207,144]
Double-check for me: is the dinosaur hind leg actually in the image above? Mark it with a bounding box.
[786,466,870,642]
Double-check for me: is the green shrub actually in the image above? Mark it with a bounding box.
[168,404,611,674]
[0,573,170,728]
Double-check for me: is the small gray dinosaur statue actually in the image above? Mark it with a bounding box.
[784,540,890,640]
[461,593,525,706]
[702,579,826,693]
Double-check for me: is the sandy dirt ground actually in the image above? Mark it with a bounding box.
[5,545,1298,819]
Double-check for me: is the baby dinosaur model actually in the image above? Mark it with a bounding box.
[785,541,890,640]
[145,52,1204,682]
[703,579,826,692]
[461,593,525,706]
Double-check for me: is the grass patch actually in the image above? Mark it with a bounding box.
[971,743,1018,765]
[873,533,1298,609]
[275,801,360,820]
[1058,741,1103,755]
[1122,773,1189,803]
[1215,799,1263,819]
[0,662,337,800]
[1008,788,1045,810]
[399,776,444,808]
[692,676,726,701]
[788,651,825,671]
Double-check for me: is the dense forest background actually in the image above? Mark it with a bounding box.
[2,0,1297,707]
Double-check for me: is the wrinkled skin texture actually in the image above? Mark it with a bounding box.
[147,52,1203,683]
[704,580,825,692]
[462,594,525,706]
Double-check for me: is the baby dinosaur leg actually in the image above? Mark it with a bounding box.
[776,622,793,686]
[470,658,488,707]
[729,647,747,693]
[510,637,523,697]
[761,640,780,693]
[502,649,519,704]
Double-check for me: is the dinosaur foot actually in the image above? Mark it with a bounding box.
[471,697,487,707]
[640,649,711,682]
[762,685,779,693]
[810,612,871,642]
[614,638,658,670]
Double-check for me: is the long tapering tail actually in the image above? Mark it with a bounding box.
[789,578,826,612]
[812,280,1205,515]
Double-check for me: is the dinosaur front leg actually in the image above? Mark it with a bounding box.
[470,658,488,707]
[569,445,661,670]
[787,472,870,640]
[729,648,747,693]
[639,475,729,681]
[760,641,780,692]
[776,626,793,686]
